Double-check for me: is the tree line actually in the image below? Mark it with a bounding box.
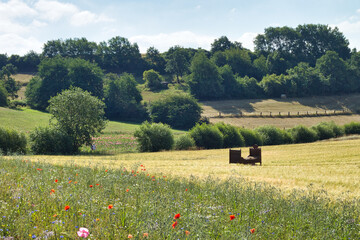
[2,24,360,127]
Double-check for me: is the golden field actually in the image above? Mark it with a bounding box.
[22,137,360,199]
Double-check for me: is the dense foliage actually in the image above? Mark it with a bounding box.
[26,57,103,111]
[29,126,74,155]
[174,134,196,150]
[0,127,27,155]
[149,93,202,129]
[104,73,145,121]
[48,87,107,152]
[134,121,174,152]
[189,123,224,149]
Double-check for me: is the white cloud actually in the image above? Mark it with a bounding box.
[332,10,360,50]
[35,0,78,22]
[0,0,37,20]
[71,11,114,27]
[129,31,215,53]
[0,33,43,55]
[35,0,114,26]
[237,32,258,50]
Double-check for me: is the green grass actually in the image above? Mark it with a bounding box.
[1,157,359,239]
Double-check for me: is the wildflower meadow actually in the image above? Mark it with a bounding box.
[0,157,359,239]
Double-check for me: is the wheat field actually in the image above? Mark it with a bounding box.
[21,137,360,199]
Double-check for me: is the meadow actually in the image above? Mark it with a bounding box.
[1,156,359,239]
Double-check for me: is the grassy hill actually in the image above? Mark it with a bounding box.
[0,107,141,133]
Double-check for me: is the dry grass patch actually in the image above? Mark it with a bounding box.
[210,114,360,129]
[201,94,360,117]
[23,138,360,199]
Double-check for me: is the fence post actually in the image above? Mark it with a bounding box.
[297,112,299,116]
[219,112,221,117]
[279,112,281,116]
[270,112,272,117]
[260,112,262,117]
[288,112,290,117]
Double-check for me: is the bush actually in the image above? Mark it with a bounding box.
[312,122,337,140]
[9,99,27,109]
[238,128,263,146]
[255,125,285,145]
[344,122,360,135]
[143,69,163,91]
[282,130,294,144]
[215,122,245,148]
[30,127,75,155]
[174,134,196,150]
[189,123,223,149]
[290,125,318,143]
[134,121,174,152]
[0,83,8,107]
[149,93,202,129]
[0,127,27,155]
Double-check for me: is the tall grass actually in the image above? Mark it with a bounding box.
[0,157,359,239]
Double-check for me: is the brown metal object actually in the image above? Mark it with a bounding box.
[229,144,262,166]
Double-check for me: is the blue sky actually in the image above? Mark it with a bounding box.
[1,0,360,55]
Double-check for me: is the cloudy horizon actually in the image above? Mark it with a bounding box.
[1,0,360,55]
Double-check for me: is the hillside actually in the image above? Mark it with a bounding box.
[0,107,141,133]
[201,94,360,128]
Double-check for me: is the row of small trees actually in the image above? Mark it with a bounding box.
[133,121,360,152]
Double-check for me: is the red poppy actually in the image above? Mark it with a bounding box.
[64,205,70,211]
[230,215,235,221]
[96,184,100,186]
[185,230,190,236]
[126,189,129,192]
[105,170,108,172]
[51,189,55,193]
[36,168,42,171]
[185,188,188,191]
[250,228,255,234]
[55,179,58,183]
[172,221,178,229]
[68,180,72,184]
[89,185,93,188]
[174,213,181,219]
[108,204,113,209]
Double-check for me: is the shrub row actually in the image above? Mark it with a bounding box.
[135,121,360,152]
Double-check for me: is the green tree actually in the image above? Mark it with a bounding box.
[149,92,202,129]
[0,64,20,99]
[211,36,242,54]
[165,46,190,83]
[145,47,166,73]
[143,69,163,91]
[316,51,353,94]
[259,74,288,98]
[48,87,107,151]
[0,83,8,106]
[187,52,224,99]
[104,73,144,120]
[26,57,103,111]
